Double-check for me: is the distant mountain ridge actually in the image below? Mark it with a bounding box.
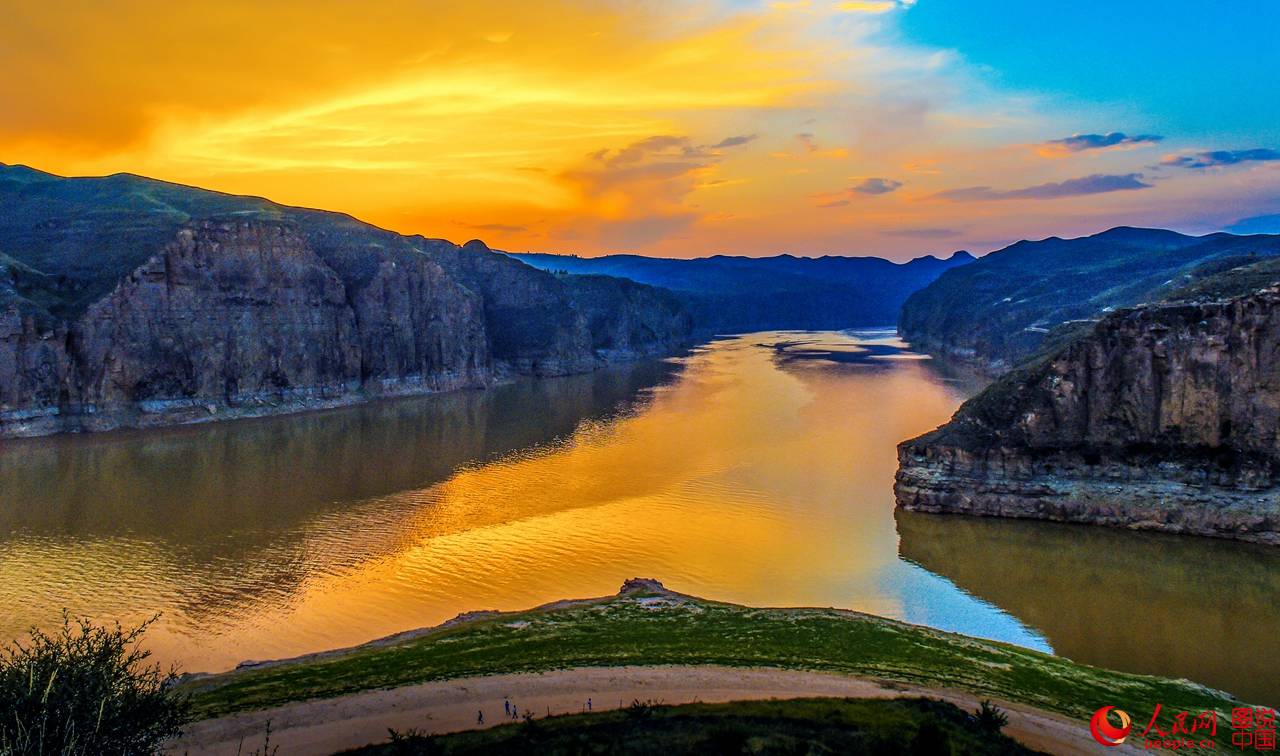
[511,249,975,333]
[898,226,1280,374]
[0,163,691,437]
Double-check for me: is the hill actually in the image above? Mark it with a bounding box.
[176,579,1250,753]
[898,226,1280,373]
[0,163,690,437]
[512,250,974,333]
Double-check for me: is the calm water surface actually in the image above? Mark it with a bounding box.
[1,331,1276,703]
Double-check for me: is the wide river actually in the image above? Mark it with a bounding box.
[1,331,1277,703]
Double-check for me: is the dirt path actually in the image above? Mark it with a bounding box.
[172,665,1131,755]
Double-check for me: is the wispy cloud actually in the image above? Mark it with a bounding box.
[810,177,902,206]
[833,0,916,12]
[556,132,756,246]
[1039,132,1162,156]
[1160,148,1280,169]
[6,0,1277,260]
[710,134,759,149]
[773,132,848,161]
[934,173,1152,201]
[851,177,902,194]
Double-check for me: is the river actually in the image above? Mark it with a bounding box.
[1,330,1275,703]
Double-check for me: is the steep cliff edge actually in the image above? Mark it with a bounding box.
[0,165,691,437]
[896,280,1280,544]
[423,240,691,375]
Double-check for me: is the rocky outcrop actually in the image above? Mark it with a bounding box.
[423,240,691,375]
[0,221,488,436]
[896,286,1280,544]
[0,219,689,438]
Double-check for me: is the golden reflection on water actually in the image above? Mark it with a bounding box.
[1,331,980,670]
[897,510,1280,705]
[1,331,1274,705]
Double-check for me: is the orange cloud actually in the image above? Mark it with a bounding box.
[2,0,1273,260]
[554,134,759,247]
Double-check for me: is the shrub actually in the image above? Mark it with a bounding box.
[624,699,663,721]
[0,613,189,755]
[975,700,1009,733]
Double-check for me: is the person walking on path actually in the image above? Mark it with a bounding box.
[477,710,484,725]
[587,697,592,712]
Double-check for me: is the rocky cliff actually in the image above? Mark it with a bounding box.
[0,165,691,437]
[896,282,1280,544]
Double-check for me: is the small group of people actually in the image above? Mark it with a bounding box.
[477,696,595,725]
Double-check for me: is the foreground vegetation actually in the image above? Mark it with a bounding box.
[185,580,1245,746]
[0,615,188,755]
[341,697,1037,755]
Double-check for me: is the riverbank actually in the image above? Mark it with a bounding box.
[175,579,1247,752]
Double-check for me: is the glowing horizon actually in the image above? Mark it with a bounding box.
[3,0,1277,261]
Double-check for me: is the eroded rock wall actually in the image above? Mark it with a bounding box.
[0,221,489,436]
[896,287,1280,543]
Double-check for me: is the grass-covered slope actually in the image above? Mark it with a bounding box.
[184,580,1245,745]
[0,163,293,321]
[898,226,1280,373]
[342,697,1040,755]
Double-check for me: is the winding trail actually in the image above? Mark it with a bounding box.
[172,665,1129,755]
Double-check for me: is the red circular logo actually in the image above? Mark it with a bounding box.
[1090,706,1132,747]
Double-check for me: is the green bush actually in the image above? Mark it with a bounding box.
[0,614,189,755]
[975,700,1009,733]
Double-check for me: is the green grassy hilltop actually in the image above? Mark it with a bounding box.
[185,580,1245,747]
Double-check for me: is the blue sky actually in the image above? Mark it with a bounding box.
[897,1,1280,143]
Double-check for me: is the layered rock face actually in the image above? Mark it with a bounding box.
[897,286,1280,544]
[0,220,689,438]
[0,164,695,439]
[424,240,692,375]
[0,221,491,436]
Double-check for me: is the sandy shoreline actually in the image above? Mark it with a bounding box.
[172,665,1129,755]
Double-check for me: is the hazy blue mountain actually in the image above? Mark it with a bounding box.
[510,250,975,333]
[898,226,1280,373]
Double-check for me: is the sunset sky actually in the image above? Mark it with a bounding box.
[3,0,1278,260]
